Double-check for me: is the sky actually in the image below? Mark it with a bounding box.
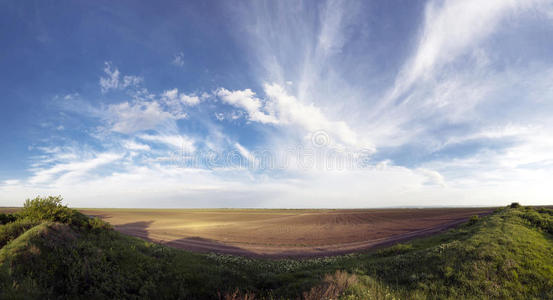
[1,0,553,208]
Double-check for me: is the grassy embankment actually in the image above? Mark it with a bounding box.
[1,197,552,299]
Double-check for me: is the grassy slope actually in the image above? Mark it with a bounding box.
[338,207,553,299]
[1,203,552,299]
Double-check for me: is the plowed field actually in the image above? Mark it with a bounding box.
[80,208,493,257]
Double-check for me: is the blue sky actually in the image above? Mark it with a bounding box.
[1,0,553,208]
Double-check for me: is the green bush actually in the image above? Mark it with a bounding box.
[17,196,88,227]
[521,208,553,235]
[374,243,413,257]
[510,202,521,208]
[0,213,18,225]
[19,196,68,221]
[87,216,112,232]
[537,207,553,216]
[467,215,479,225]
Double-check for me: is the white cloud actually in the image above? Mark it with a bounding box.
[437,124,535,152]
[217,84,370,150]
[0,150,469,208]
[4,121,553,207]
[139,134,196,152]
[163,88,179,100]
[162,88,200,110]
[216,88,279,124]
[316,0,350,57]
[180,94,200,106]
[123,140,151,152]
[63,93,79,100]
[235,143,258,168]
[388,0,541,102]
[29,152,122,185]
[4,160,551,208]
[3,179,20,185]
[172,52,185,67]
[416,168,446,187]
[107,101,176,134]
[99,62,143,93]
[161,89,187,119]
[263,83,365,149]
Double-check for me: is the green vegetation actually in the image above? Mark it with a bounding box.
[467,214,479,225]
[1,197,552,299]
[0,213,17,225]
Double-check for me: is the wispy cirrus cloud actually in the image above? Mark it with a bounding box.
[385,0,545,104]
[138,134,196,152]
[29,152,122,186]
[99,62,142,93]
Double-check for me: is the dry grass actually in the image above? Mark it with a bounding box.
[219,289,256,300]
[303,270,358,300]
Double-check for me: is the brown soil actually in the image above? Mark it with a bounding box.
[79,207,494,258]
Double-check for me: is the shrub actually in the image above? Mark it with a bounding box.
[17,196,88,227]
[375,243,413,257]
[0,213,18,225]
[19,196,67,221]
[537,207,553,216]
[521,209,553,235]
[468,215,479,225]
[88,216,112,232]
[510,202,521,209]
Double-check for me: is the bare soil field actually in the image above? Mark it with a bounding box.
[78,207,494,257]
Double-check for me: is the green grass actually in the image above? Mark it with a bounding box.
[1,197,552,299]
